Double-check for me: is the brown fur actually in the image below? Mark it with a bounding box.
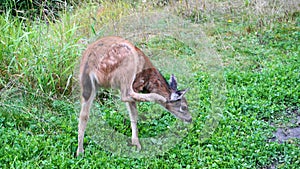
[133,68,171,98]
[76,36,191,156]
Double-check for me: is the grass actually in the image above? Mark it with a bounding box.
[0,0,299,168]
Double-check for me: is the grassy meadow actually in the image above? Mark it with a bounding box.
[0,0,299,168]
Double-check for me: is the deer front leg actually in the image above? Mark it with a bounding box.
[126,102,141,150]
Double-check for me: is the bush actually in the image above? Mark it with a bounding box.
[0,0,80,21]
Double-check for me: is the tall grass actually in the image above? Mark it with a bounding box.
[0,13,80,97]
[0,0,134,98]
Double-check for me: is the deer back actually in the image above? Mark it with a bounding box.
[79,36,154,89]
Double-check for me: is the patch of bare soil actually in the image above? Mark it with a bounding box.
[270,109,300,143]
[272,124,300,143]
[269,108,300,143]
[270,111,300,143]
[264,109,300,169]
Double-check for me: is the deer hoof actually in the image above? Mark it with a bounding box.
[160,97,167,103]
[76,148,84,157]
[132,138,142,151]
[156,97,167,104]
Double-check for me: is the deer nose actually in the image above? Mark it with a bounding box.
[185,118,192,123]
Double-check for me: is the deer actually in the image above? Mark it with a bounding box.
[76,36,192,156]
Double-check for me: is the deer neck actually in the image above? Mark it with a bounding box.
[133,68,171,99]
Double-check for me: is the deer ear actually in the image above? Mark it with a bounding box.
[170,88,189,101]
[169,74,177,91]
[170,92,179,101]
[177,88,189,100]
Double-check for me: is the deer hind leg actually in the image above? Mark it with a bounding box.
[130,92,167,103]
[77,72,97,156]
[126,102,141,150]
[120,82,167,103]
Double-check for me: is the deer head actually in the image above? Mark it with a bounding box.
[160,75,192,123]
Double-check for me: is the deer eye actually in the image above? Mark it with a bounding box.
[181,105,187,111]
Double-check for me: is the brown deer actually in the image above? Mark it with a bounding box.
[77,36,191,156]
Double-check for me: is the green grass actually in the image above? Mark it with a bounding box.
[1,0,299,168]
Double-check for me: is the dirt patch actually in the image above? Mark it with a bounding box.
[270,112,300,143]
[265,112,300,169]
[272,125,300,143]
